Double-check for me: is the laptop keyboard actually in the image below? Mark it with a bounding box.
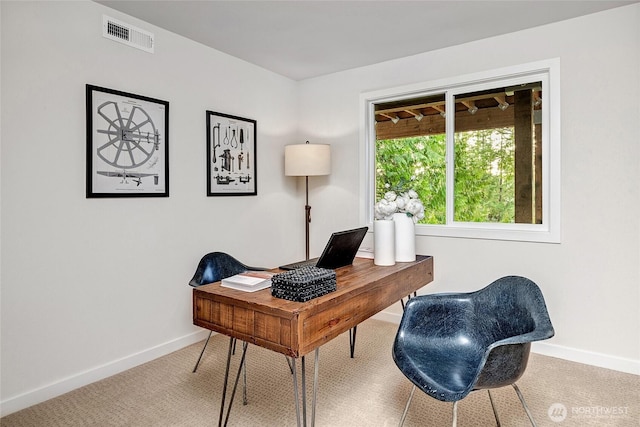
[283,259,317,270]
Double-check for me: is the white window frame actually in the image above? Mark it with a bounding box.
[360,59,561,243]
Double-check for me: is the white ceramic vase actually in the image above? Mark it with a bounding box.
[393,212,416,262]
[373,220,395,266]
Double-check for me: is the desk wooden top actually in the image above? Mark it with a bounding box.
[193,255,433,357]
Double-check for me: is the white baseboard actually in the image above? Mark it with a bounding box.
[531,341,640,375]
[0,329,210,417]
[371,312,640,376]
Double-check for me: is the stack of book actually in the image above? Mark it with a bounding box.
[220,271,274,292]
[271,266,336,302]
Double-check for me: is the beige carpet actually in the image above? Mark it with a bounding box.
[2,319,638,426]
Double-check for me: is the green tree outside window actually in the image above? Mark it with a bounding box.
[376,128,515,224]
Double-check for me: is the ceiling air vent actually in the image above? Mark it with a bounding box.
[103,15,154,53]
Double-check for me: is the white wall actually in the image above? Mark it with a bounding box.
[1,0,639,417]
[0,0,303,415]
[298,4,640,374]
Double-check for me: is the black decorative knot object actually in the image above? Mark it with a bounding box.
[271,266,337,302]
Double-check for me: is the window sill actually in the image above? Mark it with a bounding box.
[414,223,560,243]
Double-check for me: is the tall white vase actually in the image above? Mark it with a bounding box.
[393,212,416,262]
[373,220,396,266]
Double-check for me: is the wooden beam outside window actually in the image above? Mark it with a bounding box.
[375,107,514,140]
[514,89,534,224]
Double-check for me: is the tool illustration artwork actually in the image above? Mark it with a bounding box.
[86,85,168,198]
[206,111,256,196]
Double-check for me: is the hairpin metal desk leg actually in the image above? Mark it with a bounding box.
[349,327,357,358]
[301,356,308,426]
[312,348,319,427]
[193,331,213,373]
[218,337,234,427]
[222,342,248,426]
[400,291,418,311]
[218,338,249,427]
[291,348,320,427]
[286,356,295,374]
[242,355,248,405]
[291,358,302,427]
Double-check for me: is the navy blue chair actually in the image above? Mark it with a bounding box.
[392,276,554,426]
[189,252,266,372]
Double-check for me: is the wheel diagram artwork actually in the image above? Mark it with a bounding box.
[96,101,159,169]
[86,85,169,198]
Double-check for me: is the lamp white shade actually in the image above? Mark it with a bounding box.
[284,143,331,176]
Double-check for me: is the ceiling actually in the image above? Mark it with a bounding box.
[96,0,636,81]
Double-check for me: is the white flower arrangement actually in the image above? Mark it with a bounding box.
[374,189,425,223]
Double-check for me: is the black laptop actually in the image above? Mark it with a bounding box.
[279,227,368,270]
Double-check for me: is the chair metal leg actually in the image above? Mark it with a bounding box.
[452,401,459,427]
[192,330,213,373]
[349,326,357,358]
[487,390,501,426]
[398,385,416,427]
[512,383,537,427]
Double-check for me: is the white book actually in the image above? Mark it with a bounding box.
[221,271,274,292]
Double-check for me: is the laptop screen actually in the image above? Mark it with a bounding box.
[315,227,368,269]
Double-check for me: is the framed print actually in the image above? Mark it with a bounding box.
[206,111,257,196]
[86,85,169,198]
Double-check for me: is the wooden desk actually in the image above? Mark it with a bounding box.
[193,255,433,357]
[192,255,433,426]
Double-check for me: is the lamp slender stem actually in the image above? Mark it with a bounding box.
[305,175,311,260]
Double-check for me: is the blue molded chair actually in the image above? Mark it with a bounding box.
[189,252,266,372]
[392,276,554,426]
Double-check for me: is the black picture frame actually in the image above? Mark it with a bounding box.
[86,84,169,198]
[206,111,257,196]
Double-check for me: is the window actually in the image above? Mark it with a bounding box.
[362,60,560,242]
